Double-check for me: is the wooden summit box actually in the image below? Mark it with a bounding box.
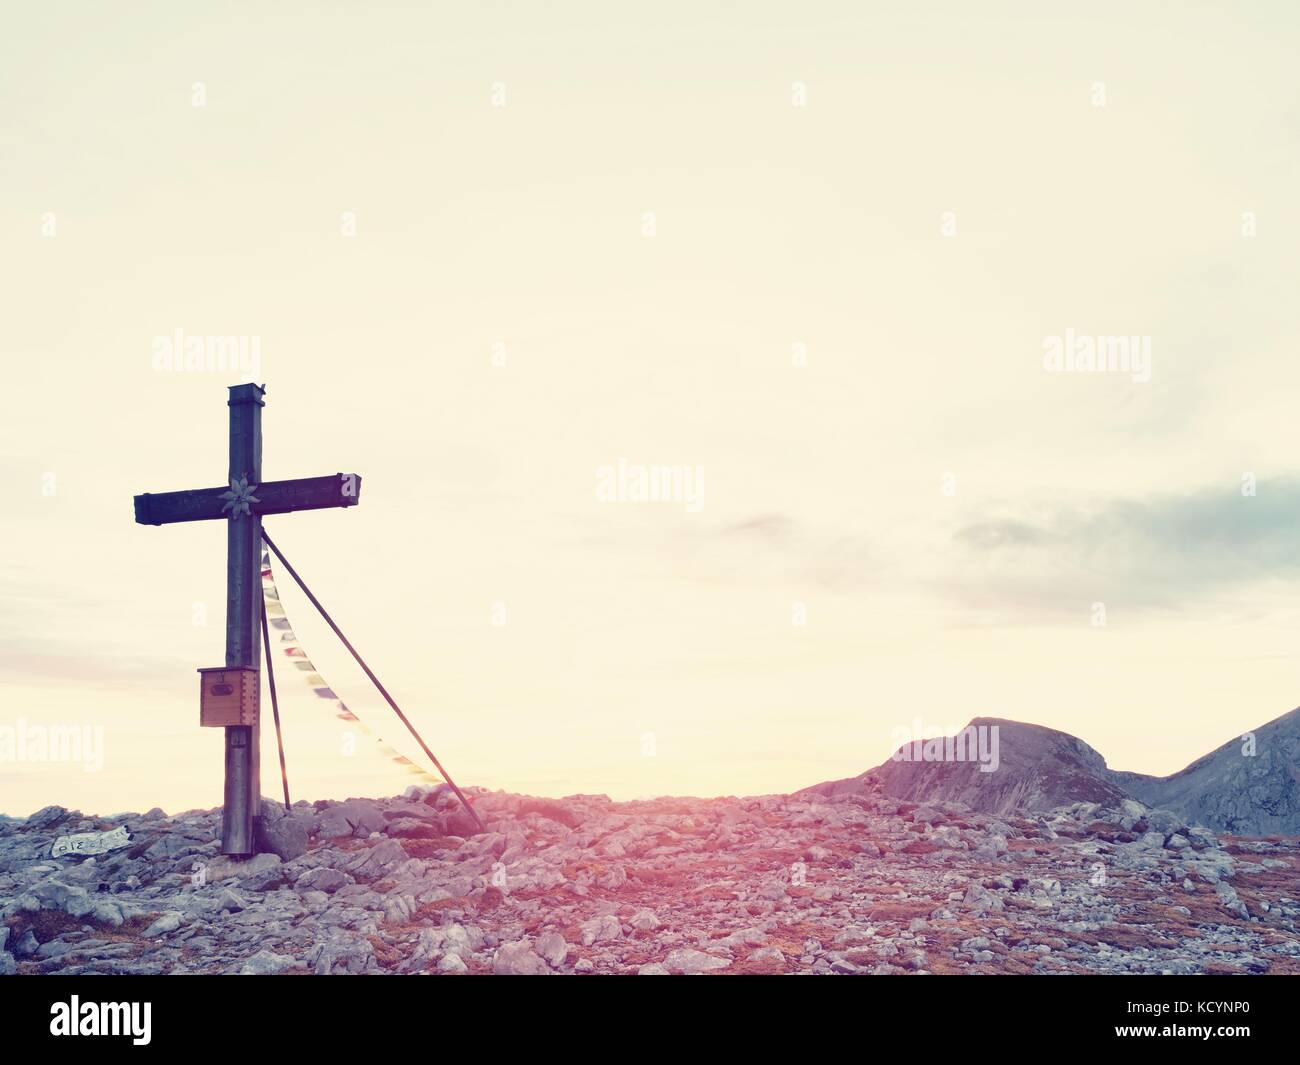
[198,667,259,727]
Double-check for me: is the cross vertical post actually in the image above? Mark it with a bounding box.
[224,382,263,854]
[134,385,362,858]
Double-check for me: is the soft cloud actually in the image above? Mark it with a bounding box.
[946,479,1300,618]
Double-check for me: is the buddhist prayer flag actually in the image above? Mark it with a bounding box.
[259,549,437,783]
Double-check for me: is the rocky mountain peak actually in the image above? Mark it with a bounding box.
[803,707,1300,836]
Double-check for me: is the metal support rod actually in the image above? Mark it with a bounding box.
[260,529,485,833]
[260,593,292,811]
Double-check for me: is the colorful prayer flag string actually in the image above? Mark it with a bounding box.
[260,549,436,781]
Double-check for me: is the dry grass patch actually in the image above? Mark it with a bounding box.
[398,837,463,859]
[727,956,787,974]
[367,934,407,969]
[866,900,934,922]
[5,909,160,947]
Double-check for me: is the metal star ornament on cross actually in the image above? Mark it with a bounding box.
[220,476,260,519]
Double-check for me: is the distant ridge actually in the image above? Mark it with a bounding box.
[1111,707,1300,836]
[800,707,1300,836]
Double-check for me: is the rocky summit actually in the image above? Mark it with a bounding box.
[2,782,1298,975]
[806,718,1133,814]
[804,707,1300,837]
[1113,708,1300,837]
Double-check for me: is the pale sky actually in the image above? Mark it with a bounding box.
[3,2,1300,817]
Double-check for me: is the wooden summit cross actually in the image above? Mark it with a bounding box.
[134,384,360,856]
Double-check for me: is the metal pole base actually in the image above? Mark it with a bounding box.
[221,725,255,855]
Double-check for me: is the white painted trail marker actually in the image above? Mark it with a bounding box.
[51,824,132,858]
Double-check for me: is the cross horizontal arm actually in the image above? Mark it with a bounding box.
[134,473,361,526]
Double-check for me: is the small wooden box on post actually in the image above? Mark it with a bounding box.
[198,667,260,727]
[133,383,362,856]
